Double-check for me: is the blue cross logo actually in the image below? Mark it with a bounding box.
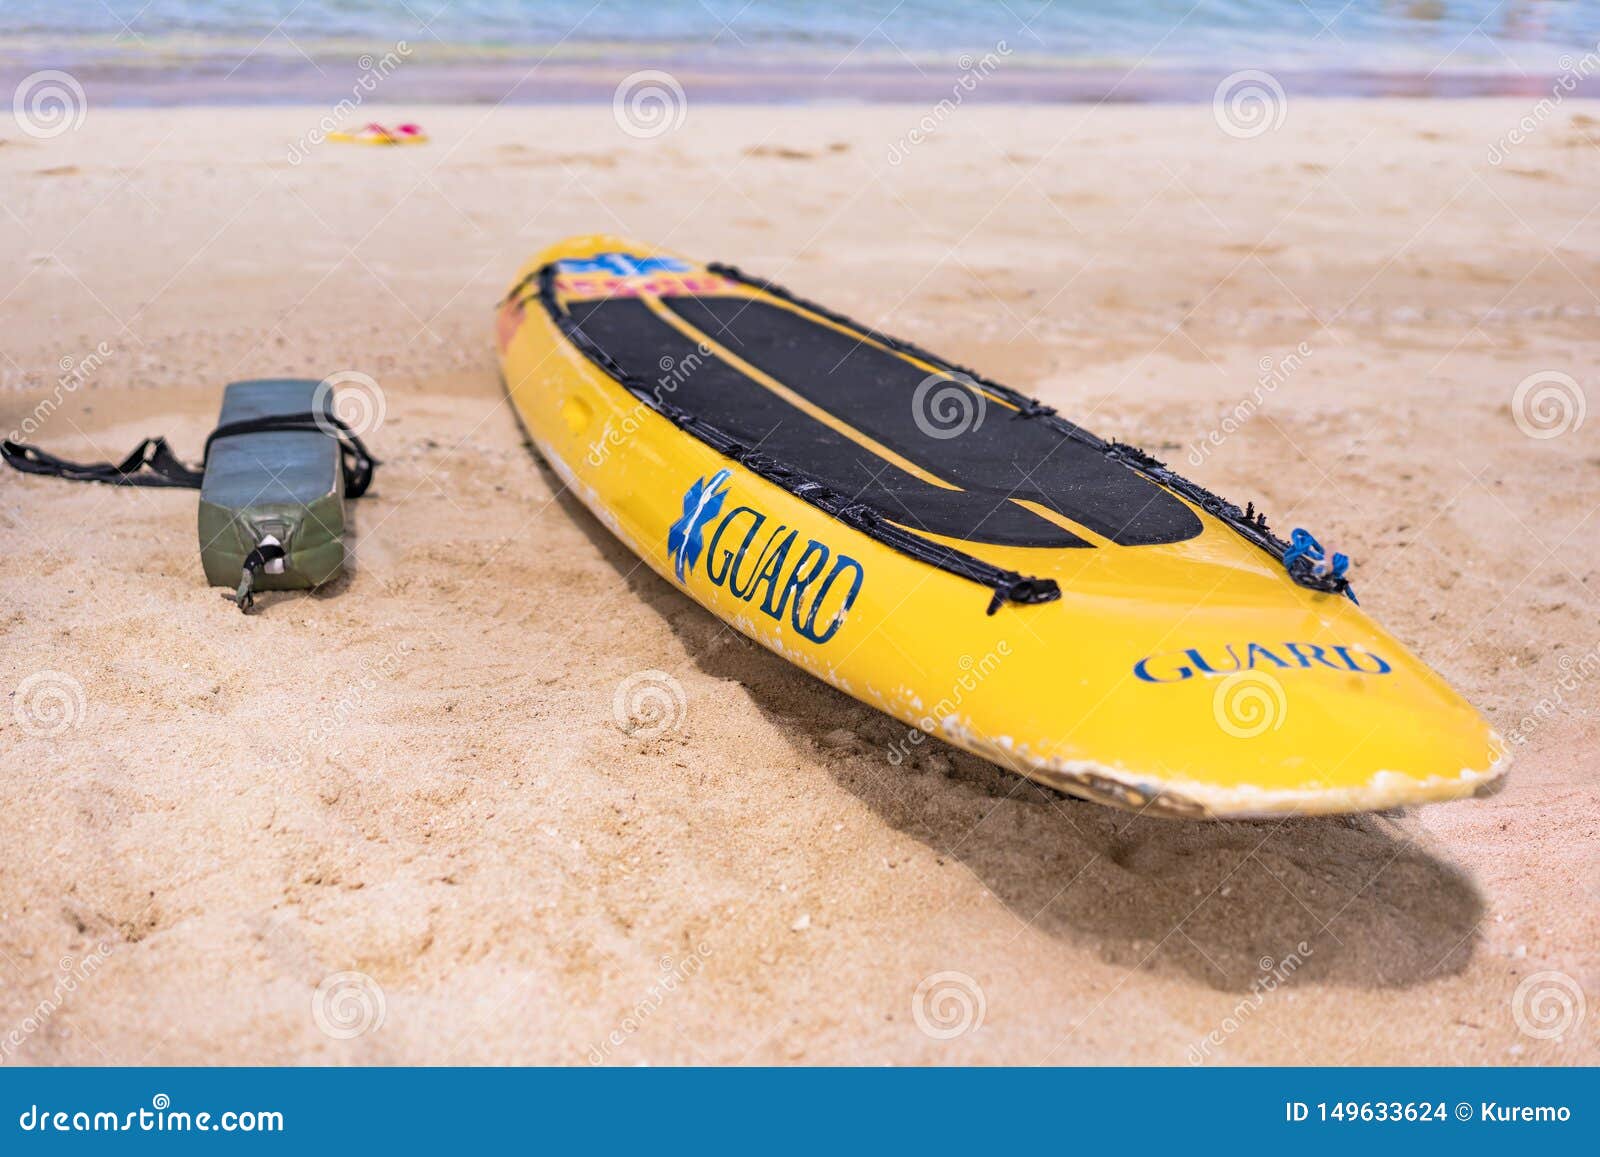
[667,469,731,582]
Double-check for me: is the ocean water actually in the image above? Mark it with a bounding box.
[3,1,1594,104]
[2,0,1593,68]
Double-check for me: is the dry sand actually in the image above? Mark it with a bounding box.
[1,101,1596,1065]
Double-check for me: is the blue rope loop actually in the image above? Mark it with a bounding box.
[1283,528,1356,602]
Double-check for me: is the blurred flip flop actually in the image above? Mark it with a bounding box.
[329,122,428,145]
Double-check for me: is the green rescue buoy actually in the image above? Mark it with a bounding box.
[2,377,376,612]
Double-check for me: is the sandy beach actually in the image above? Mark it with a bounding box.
[1,99,1596,1065]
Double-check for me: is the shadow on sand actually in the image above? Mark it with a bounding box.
[541,460,1484,993]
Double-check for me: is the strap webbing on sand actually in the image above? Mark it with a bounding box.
[3,412,378,498]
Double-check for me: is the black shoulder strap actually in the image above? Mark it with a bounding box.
[202,412,378,498]
[2,412,377,497]
[1,435,203,488]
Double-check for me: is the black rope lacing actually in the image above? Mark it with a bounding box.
[706,262,1354,601]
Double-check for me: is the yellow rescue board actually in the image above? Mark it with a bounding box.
[497,234,1507,818]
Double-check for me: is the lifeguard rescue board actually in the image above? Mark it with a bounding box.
[496,235,1507,819]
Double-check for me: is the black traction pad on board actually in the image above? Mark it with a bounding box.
[564,296,1095,549]
[658,294,1203,547]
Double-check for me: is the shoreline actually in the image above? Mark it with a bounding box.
[3,51,1595,107]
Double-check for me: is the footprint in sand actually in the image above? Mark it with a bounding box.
[744,145,816,160]
[1563,113,1600,148]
